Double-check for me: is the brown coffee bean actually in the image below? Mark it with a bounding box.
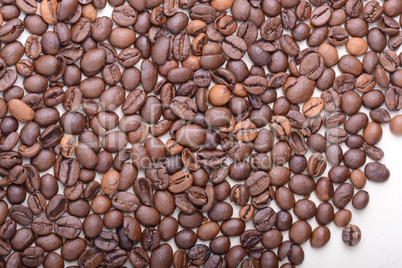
[168,171,193,193]
[342,224,361,247]
[334,209,352,227]
[307,153,327,177]
[8,99,35,122]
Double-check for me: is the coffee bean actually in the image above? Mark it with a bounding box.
[222,36,247,60]
[342,224,361,246]
[311,5,331,26]
[310,226,331,248]
[244,171,270,196]
[253,207,276,232]
[9,205,33,226]
[8,99,35,122]
[184,244,209,265]
[333,183,354,209]
[0,239,11,256]
[289,219,312,245]
[225,245,248,268]
[129,247,150,268]
[27,193,46,215]
[54,215,82,239]
[22,247,45,266]
[229,183,248,205]
[380,50,400,72]
[133,177,154,206]
[279,34,300,56]
[0,219,16,240]
[0,19,25,43]
[307,153,327,177]
[283,76,315,104]
[150,244,173,268]
[46,194,68,221]
[289,174,315,195]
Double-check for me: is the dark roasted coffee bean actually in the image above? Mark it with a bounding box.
[9,205,33,226]
[364,162,390,183]
[129,247,150,268]
[0,220,16,240]
[0,19,24,43]
[54,215,82,239]
[342,224,361,246]
[279,34,300,56]
[0,0,399,264]
[307,153,327,177]
[94,231,119,252]
[261,17,283,41]
[187,244,210,265]
[22,247,45,266]
[270,116,291,141]
[225,245,248,267]
[253,207,276,232]
[78,248,104,268]
[310,6,331,26]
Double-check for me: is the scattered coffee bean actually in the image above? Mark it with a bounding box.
[342,224,362,247]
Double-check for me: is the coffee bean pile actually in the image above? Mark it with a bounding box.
[0,0,401,267]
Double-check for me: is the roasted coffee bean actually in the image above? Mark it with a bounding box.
[352,190,370,210]
[149,244,173,268]
[129,247,150,268]
[342,224,361,247]
[22,247,45,266]
[54,215,82,239]
[27,193,46,215]
[253,207,276,232]
[244,171,270,196]
[0,19,25,43]
[288,155,307,174]
[283,76,315,104]
[365,162,390,183]
[289,220,312,245]
[46,194,68,221]
[0,239,11,256]
[9,205,33,226]
[289,174,315,195]
[225,245,248,268]
[239,230,262,249]
[279,34,300,56]
[55,157,80,186]
[188,244,211,265]
[349,169,366,190]
[78,248,103,268]
[307,153,327,177]
[311,6,331,26]
[94,231,119,252]
[333,183,354,209]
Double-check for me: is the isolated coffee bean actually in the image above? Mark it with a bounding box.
[342,224,361,247]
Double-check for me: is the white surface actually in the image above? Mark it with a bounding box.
[2,1,402,267]
[301,128,402,268]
